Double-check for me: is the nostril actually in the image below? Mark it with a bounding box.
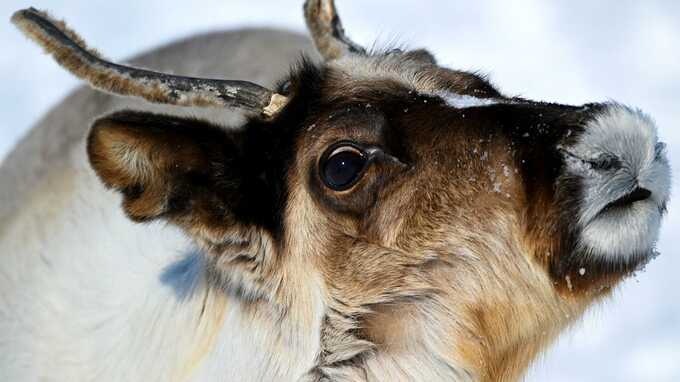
[603,187,652,212]
[629,187,652,202]
[589,154,620,171]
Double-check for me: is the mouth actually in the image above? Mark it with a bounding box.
[598,187,652,216]
[580,186,666,263]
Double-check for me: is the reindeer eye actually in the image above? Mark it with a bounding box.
[321,144,368,191]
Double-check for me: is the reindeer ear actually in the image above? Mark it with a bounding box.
[87,110,271,241]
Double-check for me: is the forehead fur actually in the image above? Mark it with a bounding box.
[328,51,502,100]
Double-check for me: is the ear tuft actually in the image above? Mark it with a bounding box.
[88,119,159,189]
[86,110,281,245]
[87,111,229,222]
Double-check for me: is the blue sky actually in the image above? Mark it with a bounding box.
[2,1,679,380]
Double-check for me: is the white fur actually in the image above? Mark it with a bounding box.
[0,146,322,381]
[330,53,443,94]
[564,105,671,263]
[0,28,330,382]
[331,54,504,110]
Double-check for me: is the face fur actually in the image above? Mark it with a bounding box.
[84,54,669,379]
[264,57,669,378]
[14,3,671,380]
[79,50,671,381]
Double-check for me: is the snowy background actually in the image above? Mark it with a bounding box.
[1,1,678,380]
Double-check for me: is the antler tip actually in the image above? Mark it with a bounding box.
[303,0,364,61]
[12,6,287,117]
[11,7,44,28]
[11,8,30,29]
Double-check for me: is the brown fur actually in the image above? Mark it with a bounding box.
[85,64,650,380]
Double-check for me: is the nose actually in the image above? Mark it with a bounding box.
[569,104,671,262]
[564,104,666,181]
[564,104,671,221]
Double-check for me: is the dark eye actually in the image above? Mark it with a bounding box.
[321,144,368,191]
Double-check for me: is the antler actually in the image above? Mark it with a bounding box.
[304,0,365,61]
[11,8,288,118]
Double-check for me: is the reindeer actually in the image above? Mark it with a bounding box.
[1,1,670,381]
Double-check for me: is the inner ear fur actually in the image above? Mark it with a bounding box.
[87,110,266,240]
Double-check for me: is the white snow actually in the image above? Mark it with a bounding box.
[438,92,502,109]
[1,1,679,381]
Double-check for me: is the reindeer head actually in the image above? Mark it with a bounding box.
[13,2,671,380]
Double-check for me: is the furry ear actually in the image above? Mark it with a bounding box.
[87,110,272,242]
